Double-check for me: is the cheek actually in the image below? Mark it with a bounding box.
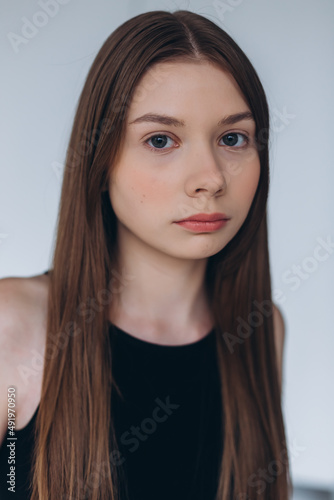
[243,162,260,202]
[229,158,260,209]
[109,168,170,214]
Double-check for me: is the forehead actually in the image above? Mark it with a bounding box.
[128,60,250,119]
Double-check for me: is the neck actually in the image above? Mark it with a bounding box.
[108,238,213,345]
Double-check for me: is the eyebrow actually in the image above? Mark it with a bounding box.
[128,111,254,127]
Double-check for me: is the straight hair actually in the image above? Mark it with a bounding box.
[30,10,292,500]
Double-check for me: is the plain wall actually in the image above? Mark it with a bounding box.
[1,0,333,493]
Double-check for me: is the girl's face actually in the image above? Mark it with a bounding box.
[108,60,260,261]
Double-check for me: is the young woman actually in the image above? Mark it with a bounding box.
[0,9,292,500]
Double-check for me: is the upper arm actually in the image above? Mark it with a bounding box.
[0,278,30,446]
[0,275,49,446]
[0,278,19,445]
[272,303,286,395]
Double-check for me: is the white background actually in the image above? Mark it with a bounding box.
[1,0,333,496]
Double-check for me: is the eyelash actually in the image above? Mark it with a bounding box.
[144,132,250,153]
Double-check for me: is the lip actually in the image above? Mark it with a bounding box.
[174,219,229,232]
[175,212,230,222]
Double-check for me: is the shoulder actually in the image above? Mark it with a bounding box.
[0,273,49,444]
[272,303,286,352]
[0,274,49,345]
[272,303,286,393]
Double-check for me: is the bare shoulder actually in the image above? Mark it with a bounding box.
[272,303,286,393]
[0,272,47,322]
[0,273,49,349]
[0,273,49,444]
[272,303,286,350]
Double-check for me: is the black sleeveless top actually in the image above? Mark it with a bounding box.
[0,274,223,500]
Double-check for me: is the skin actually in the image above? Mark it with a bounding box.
[107,60,260,345]
[0,61,286,441]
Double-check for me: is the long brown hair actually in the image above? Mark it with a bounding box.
[30,10,292,500]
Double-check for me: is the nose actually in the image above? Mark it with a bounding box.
[184,144,227,199]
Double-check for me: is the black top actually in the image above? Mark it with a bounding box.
[0,285,223,500]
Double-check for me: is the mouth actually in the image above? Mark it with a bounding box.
[174,215,230,233]
[175,212,230,223]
